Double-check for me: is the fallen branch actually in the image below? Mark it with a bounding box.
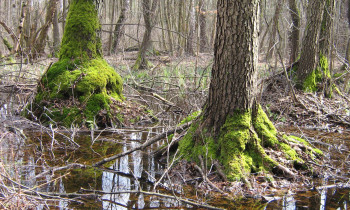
[93,122,192,167]
[316,183,350,190]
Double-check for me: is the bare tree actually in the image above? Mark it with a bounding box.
[34,0,59,58]
[133,0,158,70]
[185,0,195,55]
[111,0,130,54]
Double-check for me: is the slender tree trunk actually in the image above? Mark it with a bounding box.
[319,0,335,60]
[297,0,326,89]
[12,1,27,54]
[199,0,208,52]
[133,0,158,70]
[52,2,60,56]
[165,1,173,54]
[111,0,130,54]
[107,0,116,55]
[266,0,283,61]
[34,0,59,58]
[185,0,195,55]
[288,0,300,65]
[62,0,67,33]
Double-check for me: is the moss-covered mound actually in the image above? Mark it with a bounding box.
[179,106,322,181]
[24,0,129,127]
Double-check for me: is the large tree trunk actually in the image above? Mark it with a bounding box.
[297,0,326,90]
[203,1,259,134]
[179,0,322,181]
[288,0,300,65]
[111,0,130,54]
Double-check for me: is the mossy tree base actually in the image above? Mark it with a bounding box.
[179,106,322,181]
[294,54,333,97]
[25,58,125,127]
[24,0,154,128]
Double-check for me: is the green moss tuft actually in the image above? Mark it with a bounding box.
[180,110,201,125]
[252,105,278,147]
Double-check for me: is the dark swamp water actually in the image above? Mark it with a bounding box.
[0,99,349,209]
[1,123,349,210]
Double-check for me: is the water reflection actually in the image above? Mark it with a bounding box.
[282,194,296,210]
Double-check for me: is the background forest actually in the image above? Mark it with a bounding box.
[0,0,347,70]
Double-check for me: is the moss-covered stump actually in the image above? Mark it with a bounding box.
[178,106,322,181]
[24,0,152,127]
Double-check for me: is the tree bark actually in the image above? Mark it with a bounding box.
[203,0,259,134]
[297,0,326,88]
[319,0,335,59]
[111,0,130,54]
[288,0,300,65]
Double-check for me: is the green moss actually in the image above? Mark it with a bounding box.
[252,105,278,147]
[59,0,101,61]
[303,54,331,92]
[179,108,278,180]
[179,121,219,163]
[3,38,13,51]
[133,53,154,70]
[180,110,201,125]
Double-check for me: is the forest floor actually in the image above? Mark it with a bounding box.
[0,53,349,208]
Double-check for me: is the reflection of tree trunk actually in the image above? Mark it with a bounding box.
[111,0,130,54]
[288,0,300,65]
[133,0,158,70]
[34,0,59,57]
[297,0,325,87]
[266,0,283,61]
[199,0,208,52]
[185,0,195,55]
